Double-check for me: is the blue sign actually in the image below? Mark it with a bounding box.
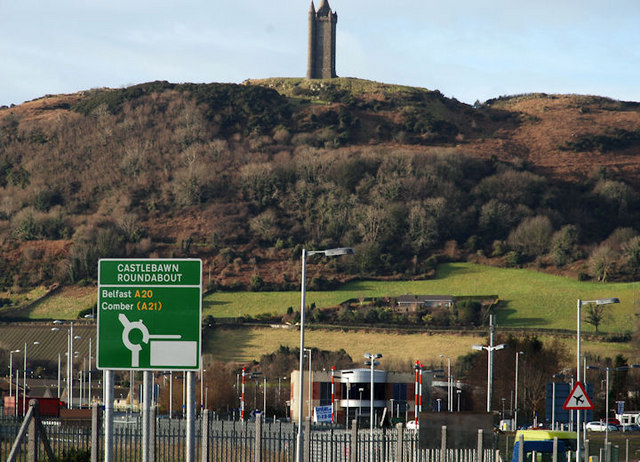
[314,405,333,423]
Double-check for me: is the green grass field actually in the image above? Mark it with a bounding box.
[204,263,640,335]
[7,263,638,335]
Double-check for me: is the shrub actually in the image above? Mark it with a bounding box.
[507,215,553,258]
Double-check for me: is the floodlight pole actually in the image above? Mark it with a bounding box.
[365,353,382,462]
[514,351,523,430]
[472,315,507,413]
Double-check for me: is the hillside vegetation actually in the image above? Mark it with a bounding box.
[1,78,640,306]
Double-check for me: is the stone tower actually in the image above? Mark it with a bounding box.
[307,0,338,79]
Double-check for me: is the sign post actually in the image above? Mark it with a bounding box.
[98,258,202,462]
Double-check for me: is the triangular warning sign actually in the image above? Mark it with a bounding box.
[563,381,594,410]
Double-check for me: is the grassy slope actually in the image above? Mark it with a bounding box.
[12,262,638,335]
[204,263,639,334]
[203,327,632,367]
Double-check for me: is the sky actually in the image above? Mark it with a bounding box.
[1,0,639,107]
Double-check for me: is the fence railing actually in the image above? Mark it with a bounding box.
[0,406,502,462]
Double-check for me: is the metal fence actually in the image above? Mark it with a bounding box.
[0,412,502,462]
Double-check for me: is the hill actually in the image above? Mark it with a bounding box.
[1,78,640,303]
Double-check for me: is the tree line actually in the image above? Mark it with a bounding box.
[1,83,640,292]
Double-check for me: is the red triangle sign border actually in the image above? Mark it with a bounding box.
[562,381,594,410]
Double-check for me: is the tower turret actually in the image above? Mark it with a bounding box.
[307,0,337,79]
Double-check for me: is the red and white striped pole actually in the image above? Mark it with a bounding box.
[414,360,419,427]
[331,366,335,423]
[241,367,245,421]
[419,362,423,413]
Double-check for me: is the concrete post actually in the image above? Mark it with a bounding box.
[255,417,263,462]
[477,429,484,462]
[304,422,311,462]
[27,401,38,462]
[518,433,524,462]
[350,420,358,462]
[441,425,448,462]
[91,402,101,462]
[553,436,558,462]
[585,439,590,461]
[202,409,210,462]
[626,439,630,462]
[396,423,404,462]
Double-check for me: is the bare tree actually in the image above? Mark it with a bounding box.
[583,303,608,333]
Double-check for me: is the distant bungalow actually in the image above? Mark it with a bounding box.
[395,295,455,312]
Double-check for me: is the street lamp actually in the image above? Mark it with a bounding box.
[586,365,637,446]
[587,365,612,446]
[472,315,507,412]
[576,298,619,462]
[52,320,76,408]
[514,351,523,430]
[365,353,382,462]
[296,246,354,462]
[342,370,354,428]
[9,349,20,400]
[440,354,451,412]
[23,341,41,413]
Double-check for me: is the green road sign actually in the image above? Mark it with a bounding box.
[97,259,202,370]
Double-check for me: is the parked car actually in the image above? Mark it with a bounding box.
[621,424,640,432]
[585,421,618,432]
[406,420,419,430]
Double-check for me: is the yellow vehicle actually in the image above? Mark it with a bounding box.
[512,430,577,462]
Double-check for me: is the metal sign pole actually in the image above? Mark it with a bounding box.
[104,370,114,462]
[186,371,196,462]
[143,371,152,462]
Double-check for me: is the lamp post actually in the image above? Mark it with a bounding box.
[342,370,354,428]
[9,349,20,399]
[514,351,523,430]
[296,247,354,462]
[472,315,507,412]
[440,354,451,412]
[457,389,462,412]
[586,365,637,446]
[263,376,267,421]
[587,365,612,446]
[23,341,40,413]
[576,298,619,462]
[53,320,75,408]
[364,353,382,450]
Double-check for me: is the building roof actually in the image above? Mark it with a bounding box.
[396,295,455,304]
